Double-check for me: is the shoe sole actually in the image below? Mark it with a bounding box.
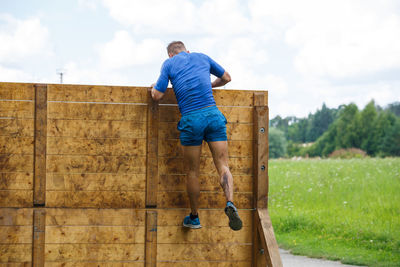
[183,222,202,229]
[225,206,243,231]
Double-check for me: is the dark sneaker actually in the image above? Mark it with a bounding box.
[224,202,242,231]
[183,215,202,229]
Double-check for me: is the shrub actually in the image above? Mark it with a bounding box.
[328,148,367,159]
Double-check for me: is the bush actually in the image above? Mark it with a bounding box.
[328,148,367,159]
[269,127,287,158]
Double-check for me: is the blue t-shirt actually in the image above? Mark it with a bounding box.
[154,51,225,115]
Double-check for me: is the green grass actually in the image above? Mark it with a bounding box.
[268,158,400,267]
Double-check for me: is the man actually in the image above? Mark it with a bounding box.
[151,41,242,231]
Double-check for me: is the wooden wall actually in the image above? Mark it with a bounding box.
[0,82,280,266]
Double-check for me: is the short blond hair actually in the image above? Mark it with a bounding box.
[167,41,186,55]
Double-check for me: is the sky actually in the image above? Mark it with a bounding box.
[1,0,399,118]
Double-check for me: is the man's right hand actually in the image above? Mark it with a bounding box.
[212,71,231,88]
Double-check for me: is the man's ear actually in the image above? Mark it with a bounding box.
[187,50,190,53]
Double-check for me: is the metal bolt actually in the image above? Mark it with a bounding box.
[260,127,265,133]
[261,165,265,171]
[259,248,265,254]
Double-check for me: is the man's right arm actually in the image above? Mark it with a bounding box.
[211,71,231,88]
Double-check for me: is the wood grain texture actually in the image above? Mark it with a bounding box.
[0,191,33,207]
[0,154,33,172]
[47,119,146,139]
[0,208,33,225]
[44,262,144,267]
[0,244,32,262]
[44,244,144,261]
[0,226,32,243]
[46,191,145,208]
[0,101,34,118]
[158,174,252,192]
[0,173,33,190]
[0,118,34,137]
[145,211,157,266]
[46,173,145,191]
[46,155,146,174]
[146,94,158,207]
[48,102,146,121]
[0,136,34,154]
[0,83,34,100]
[157,262,251,267]
[32,209,46,267]
[47,137,146,156]
[45,209,145,226]
[158,191,252,209]
[47,84,148,103]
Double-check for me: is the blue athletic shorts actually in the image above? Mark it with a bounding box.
[177,105,227,146]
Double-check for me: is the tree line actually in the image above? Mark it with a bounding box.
[269,101,400,158]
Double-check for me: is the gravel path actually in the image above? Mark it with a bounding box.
[280,249,364,267]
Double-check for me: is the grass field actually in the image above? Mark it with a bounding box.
[268,158,400,267]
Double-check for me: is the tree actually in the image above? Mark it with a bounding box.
[269,127,287,158]
[359,101,378,155]
[381,117,400,156]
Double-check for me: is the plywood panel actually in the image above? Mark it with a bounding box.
[157,262,251,267]
[0,136,34,154]
[0,173,33,190]
[45,244,145,261]
[158,191,252,209]
[159,106,253,123]
[44,262,144,267]
[48,102,147,121]
[0,208,33,225]
[0,101,34,118]
[0,83,34,100]
[46,155,146,174]
[159,139,252,158]
[157,243,252,261]
[46,226,145,243]
[48,84,147,103]
[159,157,252,175]
[159,122,252,140]
[0,226,31,243]
[47,173,145,191]
[0,191,33,207]
[46,191,145,208]
[0,119,34,137]
[158,174,252,192]
[0,244,31,262]
[48,119,146,139]
[47,137,146,156]
[0,154,33,172]
[45,209,145,226]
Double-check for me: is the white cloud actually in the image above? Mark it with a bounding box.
[78,0,99,10]
[98,30,165,69]
[0,65,34,82]
[0,14,52,63]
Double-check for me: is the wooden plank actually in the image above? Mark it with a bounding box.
[159,157,252,176]
[257,209,282,267]
[46,191,145,208]
[158,225,252,244]
[0,208,33,225]
[46,173,145,191]
[159,89,255,106]
[159,106,253,123]
[44,244,144,261]
[159,139,252,158]
[0,173,33,190]
[47,119,146,139]
[47,137,146,156]
[45,209,145,226]
[46,155,146,174]
[0,226,32,243]
[44,262,144,267]
[0,83,34,100]
[159,122,252,140]
[146,93,158,207]
[0,136,34,154]
[145,211,157,266]
[0,244,31,262]
[158,174,252,192]
[48,102,147,121]
[157,262,251,267]
[157,243,252,261]
[158,191,252,209]
[0,191,33,207]
[47,84,147,103]
[0,154,33,172]
[46,226,145,244]
[32,209,46,267]
[253,92,269,209]
[157,209,252,227]
[0,118,34,137]
[0,101,34,118]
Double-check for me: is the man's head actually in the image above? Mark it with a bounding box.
[167,41,187,58]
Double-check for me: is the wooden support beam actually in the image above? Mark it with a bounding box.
[33,84,47,206]
[257,209,282,267]
[146,90,159,207]
[32,208,46,267]
[145,210,158,266]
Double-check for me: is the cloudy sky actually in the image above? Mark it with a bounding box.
[1,0,399,117]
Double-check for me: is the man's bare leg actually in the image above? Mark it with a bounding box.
[183,145,202,215]
[207,141,233,202]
